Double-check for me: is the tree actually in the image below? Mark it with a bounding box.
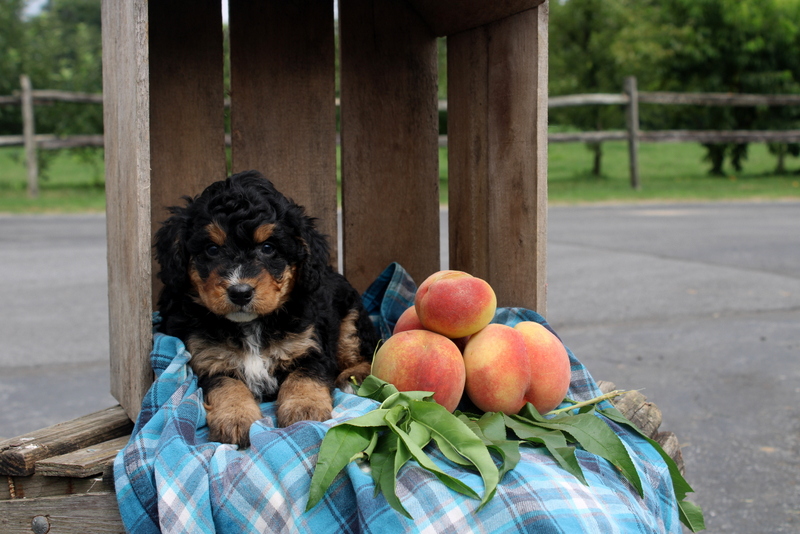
[0,0,25,134]
[549,0,666,176]
[643,0,800,174]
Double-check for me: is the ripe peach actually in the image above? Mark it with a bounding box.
[415,270,497,339]
[371,330,466,412]
[514,321,572,414]
[393,305,425,335]
[462,324,531,415]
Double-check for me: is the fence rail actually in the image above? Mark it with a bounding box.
[3,75,800,196]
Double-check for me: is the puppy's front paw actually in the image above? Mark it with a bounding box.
[276,375,334,427]
[276,399,333,428]
[204,377,262,448]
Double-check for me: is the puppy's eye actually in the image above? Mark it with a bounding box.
[260,242,275,256]
[206,244,221,257]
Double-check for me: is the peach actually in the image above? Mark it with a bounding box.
[515,321,572,414]
[393,305,425,335]
[370,330,466,412]
[415,270,497,339]
[462,324,531,415]
[394,305,470,351]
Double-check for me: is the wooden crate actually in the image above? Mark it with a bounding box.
[2,0,550,530]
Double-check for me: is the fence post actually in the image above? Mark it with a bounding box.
[624,75,640,190]
[20,74,39,198]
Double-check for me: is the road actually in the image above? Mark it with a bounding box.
[1,201,799,533]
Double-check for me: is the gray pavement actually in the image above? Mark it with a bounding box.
[1,202,799,533]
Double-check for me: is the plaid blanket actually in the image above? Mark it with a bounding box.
[115,263,681,533]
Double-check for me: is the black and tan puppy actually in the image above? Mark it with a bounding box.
[154,170,379,448]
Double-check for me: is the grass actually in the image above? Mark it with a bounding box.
[0,148,106,213]
[549,140,800,204]
[1,141,799,213]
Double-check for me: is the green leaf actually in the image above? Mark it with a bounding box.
[306,424,375,511]
[533,412,644,497]
[486,440,522,482]
[598,406,705,532]
[369,432,397,496]
[476,411,508,442]
[460,413,520,481]
[356,375,398,402]
[406,401,499,507]
[385,404,482,502]
[678,499,706,532]
[504,415,587,485]
[371,433,413,518]
[598,406,694,499]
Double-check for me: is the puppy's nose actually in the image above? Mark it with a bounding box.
[227,284,255,306]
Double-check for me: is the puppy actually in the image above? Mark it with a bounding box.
[154,170,379,448]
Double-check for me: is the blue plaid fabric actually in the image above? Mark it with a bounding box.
[115,263,681,533]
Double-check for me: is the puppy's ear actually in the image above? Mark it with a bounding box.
[154,203,191,292]
[295,211,331,294]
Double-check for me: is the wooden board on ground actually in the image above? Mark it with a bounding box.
[0,406,132,477]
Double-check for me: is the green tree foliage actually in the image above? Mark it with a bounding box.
[549,0,636,175]
[0,0,26,133]
[649,0,800,174]
[550,0,800,175]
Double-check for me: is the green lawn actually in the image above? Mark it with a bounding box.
[0,147,106,213]
[1,141,799,213]
[548,140,800,204]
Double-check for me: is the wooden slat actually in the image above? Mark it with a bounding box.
[229,0,338,260]
[0,492,123,534]
[447,6,548,313]
[407,0,546,37]
[339,0,440,291]
[0,407,132,477]
[35,435,130,478]
[149,0,228,296]
[2,474,114,500]
[101,0,154,421]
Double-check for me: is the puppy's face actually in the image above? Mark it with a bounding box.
[187,219,299,322]
[156,172,326,323]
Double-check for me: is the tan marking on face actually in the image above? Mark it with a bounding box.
[253,223,275,244]
[276,373,333,427]
[247,265,297,316]
[203,376,262,447]
[189,266,235,316]
[206,222,227,246]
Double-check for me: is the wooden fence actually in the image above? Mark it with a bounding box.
[4,75,800,196]
[0,75,103,198]
[548,76,800,189]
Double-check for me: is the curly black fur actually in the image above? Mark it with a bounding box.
[154,170,378,447]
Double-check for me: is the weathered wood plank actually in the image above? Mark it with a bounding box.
[2,473,113,500]
[612,390,663,439]
[339,0,440,291]
[101,0,154,421]
[149,0,228,296]
[639,91,800,107]
[0,406,132,477]
[0,492,123,534]
[229,0,338,261]
[641,129,800,144]
[20,74,38,198]
[447,5,548,313]
[35,435,130,478]
[655,431,686,475]
[407,0,546,36]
